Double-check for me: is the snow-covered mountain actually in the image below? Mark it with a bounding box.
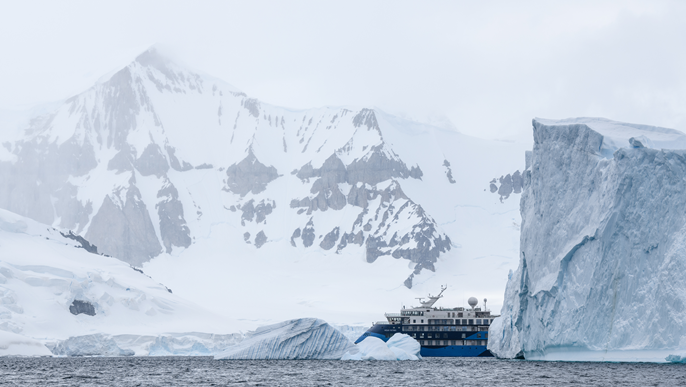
[0,47,528,326]
[489,118,686,362]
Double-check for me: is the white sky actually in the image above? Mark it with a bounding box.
[1,0,685,140]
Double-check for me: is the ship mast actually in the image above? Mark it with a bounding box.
[415,285,447,308]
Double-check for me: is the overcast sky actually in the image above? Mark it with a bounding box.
[1,0,685,140]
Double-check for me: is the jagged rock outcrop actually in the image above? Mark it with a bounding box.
[0,47,455,285]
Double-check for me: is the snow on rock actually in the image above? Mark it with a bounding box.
[49,334,134,357]
[342,333,421,360]
[214,318,353,360]
[0,207,247,345]
[0,330,52,357]
[0,46,529,326]
[489,117,686,362]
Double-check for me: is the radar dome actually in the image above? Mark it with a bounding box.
[468,297,478,308]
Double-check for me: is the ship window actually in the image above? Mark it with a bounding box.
[420,333,424,338]
[443,333,448,338]
[476,319,481,325]
[462,333,466,338]
[440,340,444,345]
[413,319,416,323]
[413,333,416,338]
[421,320,424,323]
[468,319,474,325]
[462,319,467,325]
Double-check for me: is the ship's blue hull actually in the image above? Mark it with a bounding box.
[355,324,493,357]
[420,345,490,357]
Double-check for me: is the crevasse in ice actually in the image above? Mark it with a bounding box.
[214,318,354,360]
[489,118,686,362]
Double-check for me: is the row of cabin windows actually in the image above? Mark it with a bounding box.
[409,332,488,340]
[412,318,492,325]
[419,340,487,346]
[404,325,486,332]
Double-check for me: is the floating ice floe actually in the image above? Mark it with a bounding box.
[341,333,421,360]
[214,318,354,360]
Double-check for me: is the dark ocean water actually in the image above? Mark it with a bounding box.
[0,357,684,386]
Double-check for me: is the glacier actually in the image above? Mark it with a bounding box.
[489,117,686,362]
[0,207,249,355]
[0,330,52,357]
[342,333,421,361]
[214,318,353,360]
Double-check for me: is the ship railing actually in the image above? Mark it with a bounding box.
[373,321,388,325]
[384,313,402,317]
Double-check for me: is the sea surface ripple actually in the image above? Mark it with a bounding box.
[0,357,684,386]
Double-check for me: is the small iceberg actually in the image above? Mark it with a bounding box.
[342,333,421,360]
[214,318,354,360]
[666,354,686,363]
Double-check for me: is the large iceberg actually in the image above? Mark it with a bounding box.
[214,318,354,360]
[342,333,421,360]
[489,118,686,362]
[49,334,134,357]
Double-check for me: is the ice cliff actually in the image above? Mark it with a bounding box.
[214,318,353,360]
[489,117,686,362]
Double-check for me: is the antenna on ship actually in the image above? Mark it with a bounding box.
[484,298,488,311]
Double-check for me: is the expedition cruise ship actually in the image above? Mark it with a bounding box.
[354,287,498,357]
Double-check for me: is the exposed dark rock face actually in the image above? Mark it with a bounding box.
[69,300,96,316]
[225,151,279,197]
[320,227,339,250]
[290,228,301,247]
[242,98,260,117]
[156,180,191,253]
[85,185,162,266]
[60,231,98,254]
[346,146,420,186]
[292,149,422,214]
[0,135,97,228]
[443,160,456,184]
[254,231,267,248]
[108,145,136,173]
[352,108,381,133]
[301,219,315,247]
[166,145,193,171]
[239,199,274,225]
[489,170,524,202]
[134,143,169,178]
